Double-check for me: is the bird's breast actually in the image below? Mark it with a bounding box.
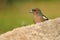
[33,15,45,23]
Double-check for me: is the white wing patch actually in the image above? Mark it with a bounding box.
[43,16,47,20]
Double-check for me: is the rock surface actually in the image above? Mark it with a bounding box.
[0,18,60,40]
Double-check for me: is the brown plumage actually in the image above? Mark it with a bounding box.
[33,13,45,24]
[29,8,48,24]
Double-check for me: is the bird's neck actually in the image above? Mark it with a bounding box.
[33,12,43,16]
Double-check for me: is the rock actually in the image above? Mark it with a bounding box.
[0,18,60,40]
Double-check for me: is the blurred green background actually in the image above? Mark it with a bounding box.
[0,0,60,34]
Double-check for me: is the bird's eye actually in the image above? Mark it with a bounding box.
[32,9,36,11]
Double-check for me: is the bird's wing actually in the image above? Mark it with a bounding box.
[43,16,48,20]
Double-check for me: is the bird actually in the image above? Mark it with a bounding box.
[29,8,48,24]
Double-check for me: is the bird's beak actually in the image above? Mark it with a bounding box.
[29,10,33,13]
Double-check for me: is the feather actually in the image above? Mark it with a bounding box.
[43,15,48,20]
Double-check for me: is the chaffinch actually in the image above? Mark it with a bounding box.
[29,8,48,24]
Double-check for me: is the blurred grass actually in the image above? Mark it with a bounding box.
[0,1,60,34]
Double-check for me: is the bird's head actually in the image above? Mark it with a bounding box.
[29,8,40,13]
[29,8,43,16]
